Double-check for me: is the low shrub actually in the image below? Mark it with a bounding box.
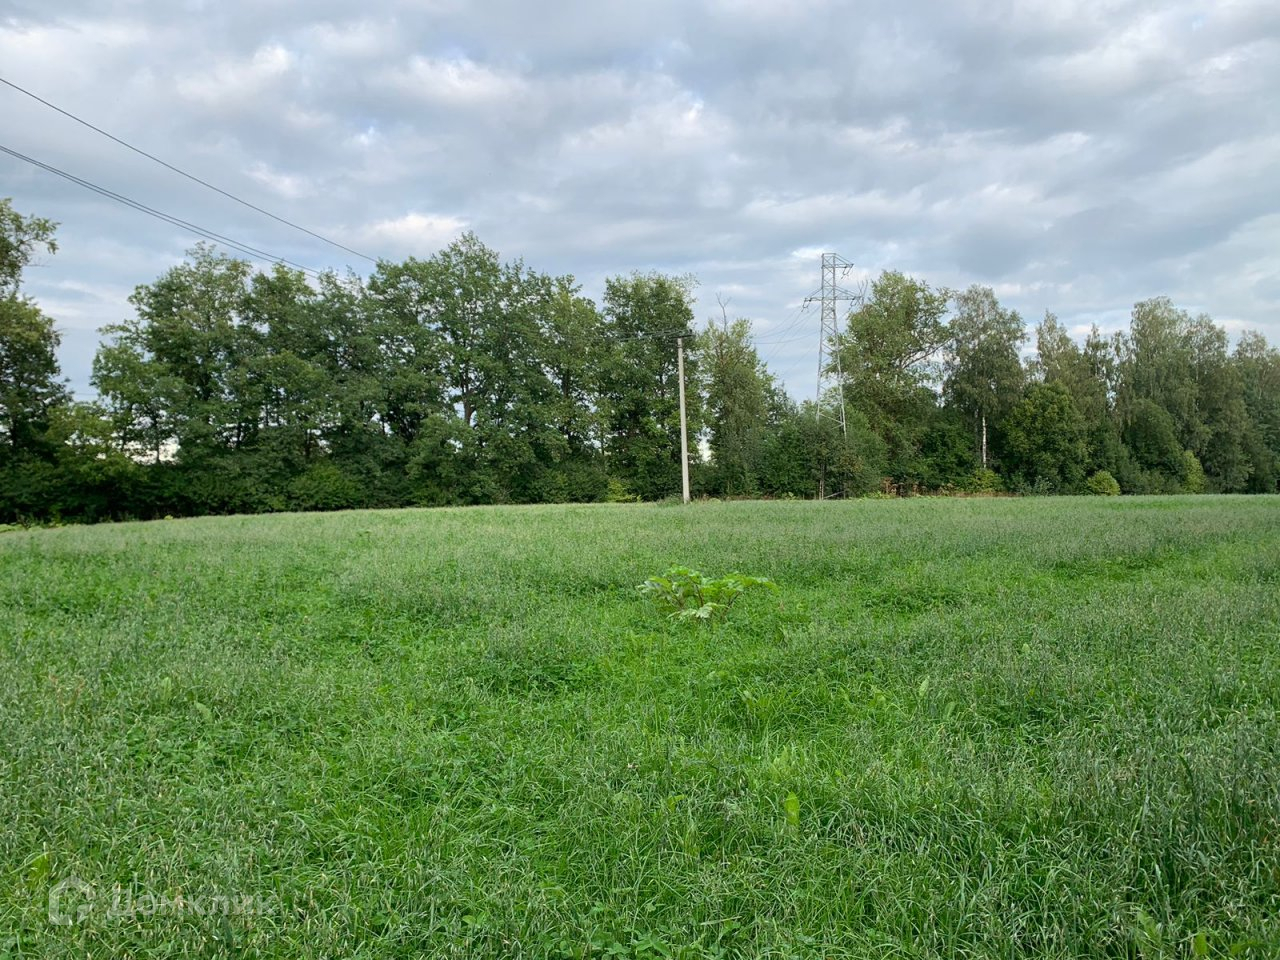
[1086,470,1121,496]
[604,477,641,503]
[967,468,1005,494]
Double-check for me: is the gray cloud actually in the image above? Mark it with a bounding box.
[1,0,1277,400]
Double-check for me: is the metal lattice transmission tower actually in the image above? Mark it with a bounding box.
[804,253,862,436]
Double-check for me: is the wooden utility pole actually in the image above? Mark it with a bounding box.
[677,336,691,503]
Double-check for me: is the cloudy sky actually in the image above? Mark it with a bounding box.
[2,0,1278,401]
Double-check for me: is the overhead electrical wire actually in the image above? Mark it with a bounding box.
[756,303,811,343]
[0,75,377,265]
[598,290,826,352]
[0,73,828,361]
[758,300,814,368]
[757,330,814,348]
[0,141,795,354]
[1,135,819,363]
[0,142,327,279]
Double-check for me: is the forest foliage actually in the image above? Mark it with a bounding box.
[3,197,1279,523]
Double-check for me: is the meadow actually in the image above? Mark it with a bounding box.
[1,496,1278,958]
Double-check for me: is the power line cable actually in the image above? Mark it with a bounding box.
[0,75,377,264]
[759,301,814,367]
[597,293,821,354]
[759,285,822,340]
[1,116,813,357]
[757,330,814,347]
[0,142,326,279]
[756,304,810,343]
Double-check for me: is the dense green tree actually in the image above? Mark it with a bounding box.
[401,236,564,502]
[1124,399,1187,490]
[0,199,67,461]
[1,295,67,459]
[91,337,175,464]
[1234,331,1280,492]
[245,264,332,461]
[598,272,700,501]
[699,313,780,496]
[0,197,57,293]
[1107,297,1265,492]
[912,408,978,491]
[1002,382,1088,492]
[758,399,885,499]
[1032,314,1129,479]
[1115,298,1201,447]
[0,200,73,524]
[1184,316,1250,491]
[944,286,1026,469]
[542,277,605,452]
[1034,313,1107,422]
[364,255,466,505]
[9,188,1280,522]
[95,245,256,460]
[39,401,143,521]
[835,271,950,480]
[534,278,610,502]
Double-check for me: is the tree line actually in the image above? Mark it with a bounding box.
[2,198,1278,523]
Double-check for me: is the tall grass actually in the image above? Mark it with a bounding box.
[1,496,1277,957]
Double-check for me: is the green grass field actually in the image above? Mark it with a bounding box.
[2,497,1279,958]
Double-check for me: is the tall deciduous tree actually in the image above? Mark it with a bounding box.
[1233,332,1280,492]
[0,199,67,460]
[1115,298,1199,447]
[836,270,950,480]
[1032,312,1125,479]
[542,276,605,454]
[757,398,886,499]
[944,286,1026,469]
[95,244,255,460]
[1124,398,1187,488]
[598,272,699,501]
[0,198,57,294]
[699,309,780,496]
[1002,382,1088,492]
[371,235,583,503]
[1,297,67,458]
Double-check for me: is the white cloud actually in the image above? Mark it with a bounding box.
[243,162,314,200]
[176,43,295,106]
[558,92,732,173]
[706,0,831,22]
[359,212,467,253]
[379,55,525,106]
[744,190,925,228]
[303,19,399,58]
